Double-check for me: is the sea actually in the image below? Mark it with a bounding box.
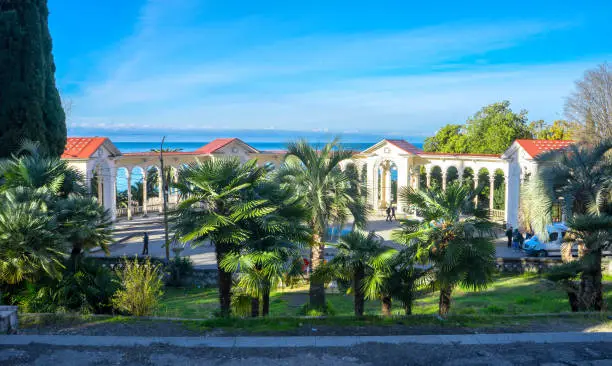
[113,141,423,191]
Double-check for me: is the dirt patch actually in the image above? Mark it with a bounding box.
[17,316,612,337]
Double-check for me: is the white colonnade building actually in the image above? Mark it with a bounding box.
[61,137,574,227]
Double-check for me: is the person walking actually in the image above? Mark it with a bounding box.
[505,225,513,248]
[385,206,391,222]
[512,228,522,252]
[518,229,525,250]
[390,205,396,221]
[142,232,149,255]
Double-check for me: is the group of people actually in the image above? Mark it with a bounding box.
[505,225,533,251]
[385,205,397,222]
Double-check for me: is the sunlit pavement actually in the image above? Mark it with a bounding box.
[92,215,528,267]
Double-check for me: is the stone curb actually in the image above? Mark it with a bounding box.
[1,332,611,348]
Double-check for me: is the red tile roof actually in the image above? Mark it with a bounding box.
[61,137,108,159]
[386,139,423,155]
[515,139,575,159]
[194,138,238,154]
[419,152,501,158]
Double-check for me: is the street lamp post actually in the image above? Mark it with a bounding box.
[159,136,170,262]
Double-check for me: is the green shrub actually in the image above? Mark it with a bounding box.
[299,301,336,316]
[165,257,194,287]
[112,256,164,316]
[484,305,505,314]
[17,259,117,314]
[230,291,253,317]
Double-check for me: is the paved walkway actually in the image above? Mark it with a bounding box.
[2,332,611,348]
[93,215,528,269]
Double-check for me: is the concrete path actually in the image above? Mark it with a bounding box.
[2,332,612,348]
[94,215,529,269]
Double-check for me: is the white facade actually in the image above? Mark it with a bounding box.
[62,137,565,228]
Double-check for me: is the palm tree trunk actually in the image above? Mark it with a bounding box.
[251,297,260,317]
[309,232,326,310]
[262,287,271,316]
[70,246,82,272]
[354,267,365,316]
[578,250,603,311]
[381,296,392,316]
[215,242,232,317]
[439,286,452,316]
[403,299,413,315]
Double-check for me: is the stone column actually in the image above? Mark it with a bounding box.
[126,170,132,220]
[504,170,520,227]
[458,168,464,185]
[109,166,117,221]
[142,169,148,217]
[474,176,479,207]
[96,166,103,204]
[369,161,378,209]
[396,160,409,214]
[384,165,392,206]
[158,167,164,213]
[426,167,432,188]
[489,175,495,211]
[442,170,448,191]
[172,168,179,204]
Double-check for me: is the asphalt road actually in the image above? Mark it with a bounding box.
[2,342,612,365]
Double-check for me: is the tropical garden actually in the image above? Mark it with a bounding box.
[0,0,611,331]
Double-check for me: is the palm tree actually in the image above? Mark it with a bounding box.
[343,162,369,232]
[524,140,612,311]
[363,247,433,316]
[55,195,113,270]
[220,179,310,317]
[392,183,496,315]
[314,231,391,316]
[534,139,612,221]
[172,158,276,316]
[0,188,66,290]
[278,138,364,311]
[0,141,85,196]
[566,214,612,310]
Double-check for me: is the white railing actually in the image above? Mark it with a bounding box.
[115,202,180,218]
[490,209,505,222]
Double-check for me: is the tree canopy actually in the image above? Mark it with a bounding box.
[0,0,66,158]
[565,62,612,143]
[423,101,577,154]
[424,101,531,154]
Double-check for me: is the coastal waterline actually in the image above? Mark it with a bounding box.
[114,141,421,191]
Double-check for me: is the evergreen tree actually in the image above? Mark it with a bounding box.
[0,0,66,158]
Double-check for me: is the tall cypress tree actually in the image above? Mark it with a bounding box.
[0,0,66,158]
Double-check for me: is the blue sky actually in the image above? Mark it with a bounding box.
[49,0,611,140]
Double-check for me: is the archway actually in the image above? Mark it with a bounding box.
[430,166,443,190]
[145,165,162,213]
[115,167,129,216]
[462,167,475,188]
[419,166,427,190]
[477,168,490,210]
[130,166,145,207]
[377,160,398,208]
[446,166,459,187]
[493,168,505,210]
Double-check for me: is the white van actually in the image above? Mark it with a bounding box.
[523,223,569,257]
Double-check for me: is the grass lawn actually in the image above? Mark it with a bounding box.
[154,274,612,319]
